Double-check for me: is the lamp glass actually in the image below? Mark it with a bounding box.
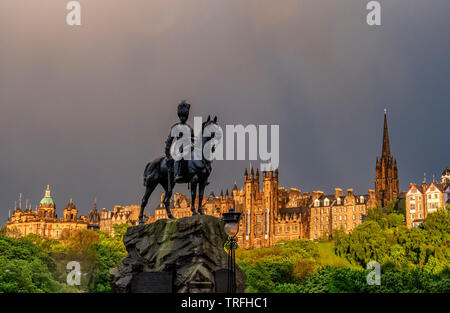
[224,222,239,237]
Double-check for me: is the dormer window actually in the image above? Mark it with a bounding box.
[324,198,330,206]
[337,198,341,205]
[360,196,364,203]
[314,199,320,207]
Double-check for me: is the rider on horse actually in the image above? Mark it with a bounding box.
[165,100,195,184]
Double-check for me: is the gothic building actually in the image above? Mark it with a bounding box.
[150,168,378,248]
[375,110,399,207]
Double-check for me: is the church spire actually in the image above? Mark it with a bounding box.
[382,108,391,157]
[375,108,399,208]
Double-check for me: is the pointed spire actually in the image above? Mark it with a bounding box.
[382,109,391,157]
[94,197,97,210]
[225,189,229,197]
[233,181,238,190]
[244,168,248,178]
[19,193,22,210]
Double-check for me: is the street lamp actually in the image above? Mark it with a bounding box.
[222,207,242,293]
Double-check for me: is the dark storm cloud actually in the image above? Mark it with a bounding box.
[1,0,449,223]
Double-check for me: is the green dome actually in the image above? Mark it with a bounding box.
[40,185,54,207]
[40,197,54,206]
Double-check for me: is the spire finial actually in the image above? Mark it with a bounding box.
[45,185,51,198]
[384,108,387,115]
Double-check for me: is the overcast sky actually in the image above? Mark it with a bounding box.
[1,0,449,224]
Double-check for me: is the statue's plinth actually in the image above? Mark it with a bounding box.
[110,215,246,293]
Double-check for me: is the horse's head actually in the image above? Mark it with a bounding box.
[201,115,221,159]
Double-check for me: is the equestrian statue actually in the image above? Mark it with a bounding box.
[138,100,219,224]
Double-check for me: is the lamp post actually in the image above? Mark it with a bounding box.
[222,207,242,293]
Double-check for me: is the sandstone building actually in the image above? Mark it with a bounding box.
[151,168,378,248]
[375,110,399,207]
[405,170,450,228]
[99,205,143,236]
[6,185,99,239]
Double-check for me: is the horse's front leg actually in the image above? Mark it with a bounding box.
[191,178,198,215]
[197,180,206,215]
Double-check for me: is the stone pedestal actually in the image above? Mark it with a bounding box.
[110,215,246,293]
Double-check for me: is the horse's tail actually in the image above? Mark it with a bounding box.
[143,156,164,187]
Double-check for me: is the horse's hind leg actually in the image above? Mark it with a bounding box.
[190,178,198,216]
[139,179,157,224]
[197,180,206,215]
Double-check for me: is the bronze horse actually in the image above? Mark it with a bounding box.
[138,116,219,224]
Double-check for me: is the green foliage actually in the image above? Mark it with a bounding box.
[335,209,450,272]
[0,226,127,293]
[238,208,449,293]
[275,266,450,293]
[0,235,62,292]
